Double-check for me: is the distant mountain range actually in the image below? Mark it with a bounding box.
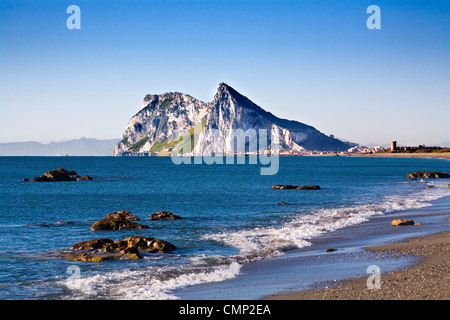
[114,83,356,156]
[0,138,120,156]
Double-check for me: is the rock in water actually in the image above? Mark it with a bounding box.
[406,172,450,179]
[63,236,177,261]
[43,170,75,181]
[271,185,320,190]
[28,167,93,182]
[90,218,149,231]
[149,211,184,220]
[70,238,114,250]
[120,236,177,253]
[392,219,415,226]
[79,175,93,181]
[104,210,140,221]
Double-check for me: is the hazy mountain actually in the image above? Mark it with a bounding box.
[435,141,450,148]
[0,138,120,156]
[114,83,355,156]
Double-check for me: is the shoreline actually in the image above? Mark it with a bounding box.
[1,152,449,159]
[266,229,450,300]
[173,196,450,300]
[345,152,450,159]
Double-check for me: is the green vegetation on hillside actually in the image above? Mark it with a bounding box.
[129,136,150,152]
[149,140,168,153]
[150,118,207,156]
[121,137,130,146]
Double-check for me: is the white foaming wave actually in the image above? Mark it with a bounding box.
[61,183,448,300]
[203,183,449,262]
[203,205,381,262]
[61,261,241,300]
[118,262,241,300]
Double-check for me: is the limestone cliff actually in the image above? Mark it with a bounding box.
[113,83,354,156]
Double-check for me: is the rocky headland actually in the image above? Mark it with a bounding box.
[113,83,355,156]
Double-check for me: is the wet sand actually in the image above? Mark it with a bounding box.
[174,196,450,300]
[266,230,450,300]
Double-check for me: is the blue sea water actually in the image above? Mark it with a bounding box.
[0,156,449,299]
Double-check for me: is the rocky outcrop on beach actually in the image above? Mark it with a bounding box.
[63,236,177,261]
[24,167,93,182]
[406,172,450,179]
[113,83,355,156]
[90,211,149,231]
[149,211,184,220]
[391,219,415,226]
[271,184,321,190]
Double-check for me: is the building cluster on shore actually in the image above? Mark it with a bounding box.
[346,145,385,155]
[116,141,447,157]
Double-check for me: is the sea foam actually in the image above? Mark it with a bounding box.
[62,181,448,300]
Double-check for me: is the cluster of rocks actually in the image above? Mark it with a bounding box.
[60,210,183,261]
[89,210,184,231]
[63,236,177,262]
[23,167,93,182]
[271,184,321,190]
[406,171,450,179]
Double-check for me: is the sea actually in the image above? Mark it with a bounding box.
[0,156,449,300]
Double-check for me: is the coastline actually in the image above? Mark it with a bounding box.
[346,152,450,159]
[174,196,450,300]
[266,230,450,300]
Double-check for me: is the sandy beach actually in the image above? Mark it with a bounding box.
[267,230,450,300]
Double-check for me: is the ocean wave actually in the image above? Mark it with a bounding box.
[61,260,241,300]
[203,181,448,262]
[60,180,448,300]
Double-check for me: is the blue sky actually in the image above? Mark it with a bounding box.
[1,0,449,146]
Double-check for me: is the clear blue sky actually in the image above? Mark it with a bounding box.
[1,0,449,146]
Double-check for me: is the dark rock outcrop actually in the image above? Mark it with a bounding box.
[271,185,321,190]
[149,211,184,220]
[119,236,177,253]
[62,236,177,261]
[79,175,93,181]
[104,210,140,221]
[406,172,450,179]
[391,219,415,226]
[90,210,148,230]
[27,167,93,182]
[90,218,149,231]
